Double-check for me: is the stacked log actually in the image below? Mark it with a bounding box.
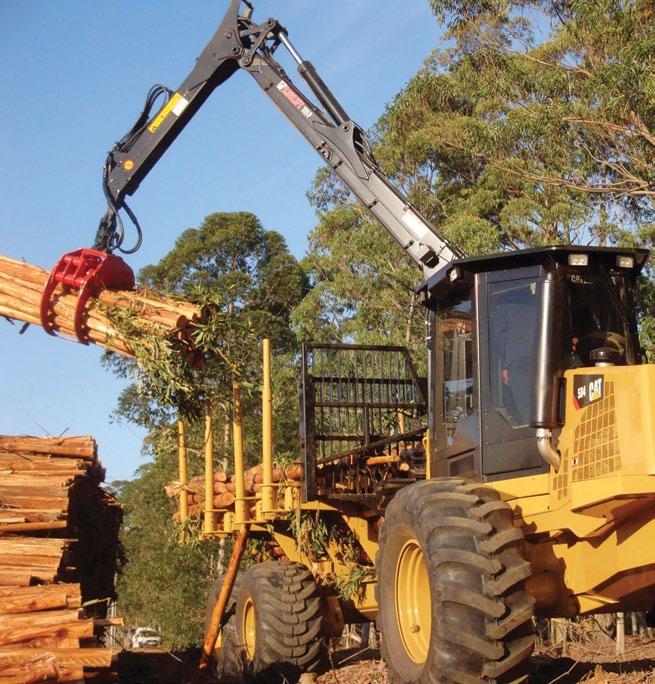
[0,255,206,367]
[0,434,122,683]
[168,463,304,519]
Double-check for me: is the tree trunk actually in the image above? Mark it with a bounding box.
[616,612,625,655]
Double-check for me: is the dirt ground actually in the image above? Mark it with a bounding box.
[116,635,655,682]
[316,636,655,684]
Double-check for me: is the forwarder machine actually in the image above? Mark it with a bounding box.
[60,2,654,681]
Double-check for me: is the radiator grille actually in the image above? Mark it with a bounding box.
[553,450,570,501]
[571,381,620,481]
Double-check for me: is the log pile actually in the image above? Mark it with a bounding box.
[0,434,122,683]
[167,462,304,521]
[0,254,205,367]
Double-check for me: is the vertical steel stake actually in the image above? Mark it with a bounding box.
[262,338,274,513]
[178,419,188,524]
[232,379,247,527]
[204,405,215,535]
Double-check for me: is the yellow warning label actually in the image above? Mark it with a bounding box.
[148,92,183,133]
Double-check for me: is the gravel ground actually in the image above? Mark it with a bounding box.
[316,636,655,683]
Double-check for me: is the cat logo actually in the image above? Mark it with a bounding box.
[573,374,604,410]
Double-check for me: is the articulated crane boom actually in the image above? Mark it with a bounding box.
[93,0,463,277]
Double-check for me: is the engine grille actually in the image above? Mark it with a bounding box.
[571,381,620,482]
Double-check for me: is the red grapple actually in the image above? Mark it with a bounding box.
[40,248,135,343]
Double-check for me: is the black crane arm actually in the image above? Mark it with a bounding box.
[95,0,465,278]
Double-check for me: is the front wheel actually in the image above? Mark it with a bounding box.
[376,478,534,683]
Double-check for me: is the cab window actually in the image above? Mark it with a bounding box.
[488,279,539,428]
[439,297,474,444]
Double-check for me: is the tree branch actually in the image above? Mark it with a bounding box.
[437,138,654,198]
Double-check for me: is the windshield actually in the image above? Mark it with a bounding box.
[564,271,634,367]
[485,267,636,432]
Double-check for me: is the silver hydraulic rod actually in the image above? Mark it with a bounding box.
[277,30,303,65]
[278,30,350,126]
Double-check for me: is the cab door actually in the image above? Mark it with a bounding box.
[477,267,547,479]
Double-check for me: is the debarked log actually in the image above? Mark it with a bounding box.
[0,255,206,366]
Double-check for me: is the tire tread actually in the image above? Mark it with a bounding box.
[236,560,328,682]
[376,478,534,683]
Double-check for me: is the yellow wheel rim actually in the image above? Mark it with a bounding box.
[242,596,256,659]
[395,538,431,664]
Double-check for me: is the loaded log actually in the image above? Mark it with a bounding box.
[0,255,205,366]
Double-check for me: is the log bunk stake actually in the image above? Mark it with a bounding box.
[0,434,122,683]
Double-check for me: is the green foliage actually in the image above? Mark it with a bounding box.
[394,0,655,246]
[329,531,372,602]
[243,536,277,568]
[291,200,428,363]
[287,513,371,601]
[105,211,308,430]
[140,212,308,354]
[270,352,303,458]
[113,435,225,648]
[330,564,371,602]
[101,288,255,422]
[290,512,333,560]
[107,211,308,642]
[297,0,654,355]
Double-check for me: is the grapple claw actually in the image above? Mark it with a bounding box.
[40,248,135,343]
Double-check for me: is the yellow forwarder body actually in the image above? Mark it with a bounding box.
[234,364,655,620]
[190,247,653,682]
[229,363,655,621]
[496,364,655,616]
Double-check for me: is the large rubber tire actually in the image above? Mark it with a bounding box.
[204,573,246,683]
[234,560,328,682]
[376,478,534,683]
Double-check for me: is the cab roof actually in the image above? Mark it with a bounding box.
[421,245,650,300]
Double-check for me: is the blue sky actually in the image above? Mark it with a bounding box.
[0,1,442,482]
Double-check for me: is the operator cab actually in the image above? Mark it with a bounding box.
[421,246,649,482]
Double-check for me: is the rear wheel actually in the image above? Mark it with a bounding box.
[235,560,327,682]
[376,478,534,683]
